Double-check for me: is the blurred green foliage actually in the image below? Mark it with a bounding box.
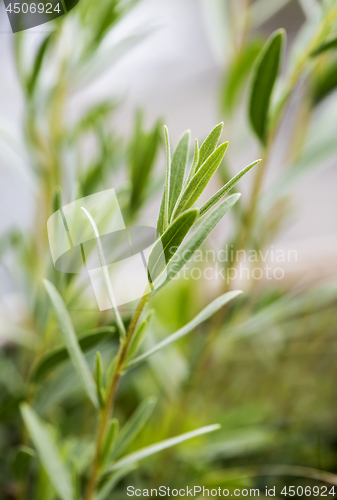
[1,0,337,499]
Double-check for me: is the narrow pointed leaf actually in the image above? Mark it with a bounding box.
[186,139,199,184]
[163,126,171,231]
[157,191,166,235]
[95,352,105,408]
[128,291,242,368]
[313,59,337,104]
[156,194,241,291]
[112,397,157,459]
[27,32,53,96]
[126,310,154,362]
[172,143,228,219]
[20,404,73,500]
[311,36,337,57]
[222,39,264,114]
[71,460,81,500]
[81,207,126,338]
[43,280,98,408]
[102,419,119,465]
[104,424,221,473]
[197,123,223,170]
[249,29,285,143]
[31,327,115,383]
[148,209,198,282]
[168,131,190,219]
[199,160,261,217]
[12,446,35,480]
[95,465,136,500]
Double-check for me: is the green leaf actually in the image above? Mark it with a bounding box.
[168,131,190,219]
[148,209,198,283]
[311,35,337,56]
[221,39,264,114]
[172,143,228,219]
[157,125,171,234]
[31,327,115,383]
[112,396,157,459]
[81,207,126,338]
[313,59,337,104]
[12,446,35,480]
[186,139,199,184]
[128,291,242,368]
[129,111,162,213]
[199,160,261,217]
[71,460,81,500]
[20,404,73,500]
[27,32,54,96]
[197,123,223,170]
[95,352,105,408]
[52,186,62,213]
[249,29,285,143]
[95,465,136,500]
[163,126,171,230]
[43,280,99,408]
[155,195,241,291]
[157,191,166,235]
[102,419,119,465]
[126,310,154,363]
[104,424,221,474]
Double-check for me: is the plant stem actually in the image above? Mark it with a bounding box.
[240,3,337,249]
[84,290,150,500]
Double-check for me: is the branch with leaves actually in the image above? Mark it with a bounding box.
[19,124,259,500]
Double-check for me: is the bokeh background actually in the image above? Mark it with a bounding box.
[1,0,337,498]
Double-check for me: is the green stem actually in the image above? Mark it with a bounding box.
[84,291,150,500]
[241,4,337,249]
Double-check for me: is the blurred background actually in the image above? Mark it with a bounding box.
[1,0,337,498]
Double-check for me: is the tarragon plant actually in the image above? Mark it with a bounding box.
[18,124,259,500]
